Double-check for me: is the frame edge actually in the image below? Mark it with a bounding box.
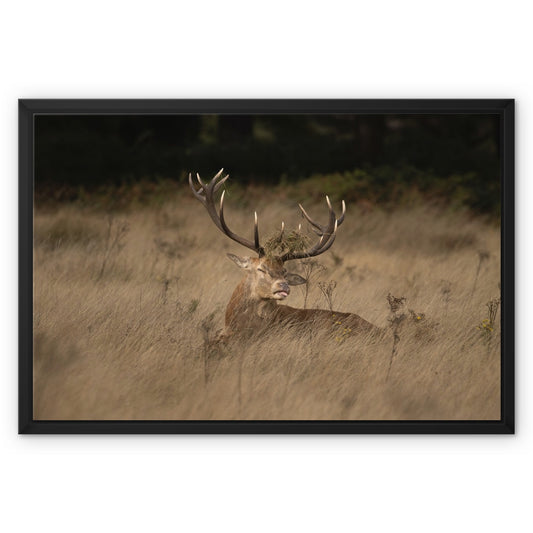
[19,100,34,434]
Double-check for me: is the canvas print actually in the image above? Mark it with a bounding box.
[32,111,503,422]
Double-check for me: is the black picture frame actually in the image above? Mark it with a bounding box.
[19,99,515,434]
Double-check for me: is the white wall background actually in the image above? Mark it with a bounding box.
[1,2,530,531]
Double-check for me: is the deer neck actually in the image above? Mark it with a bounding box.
[225,277,279,328]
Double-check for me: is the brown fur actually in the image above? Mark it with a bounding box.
[224,255,380,339]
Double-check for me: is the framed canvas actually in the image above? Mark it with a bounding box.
[19,99,514,434]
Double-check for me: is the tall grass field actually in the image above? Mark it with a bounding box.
[33,185,501,420]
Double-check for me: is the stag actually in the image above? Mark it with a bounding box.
[190,169,379,339]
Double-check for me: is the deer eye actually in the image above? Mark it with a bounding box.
[257,268,266,274]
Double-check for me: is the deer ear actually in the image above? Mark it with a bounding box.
[285,272,306,286]
[226,253,251,269]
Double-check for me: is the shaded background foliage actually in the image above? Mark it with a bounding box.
[35,113,501,216]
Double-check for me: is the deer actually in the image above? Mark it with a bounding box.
[189,169,381,341]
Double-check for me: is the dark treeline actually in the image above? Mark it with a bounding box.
[35,114,500,214]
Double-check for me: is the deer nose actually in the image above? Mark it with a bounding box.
[279,282,290,293]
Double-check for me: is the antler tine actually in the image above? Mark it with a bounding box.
[189,173,205,203]
[189,169,264,256]
[196,172,207,191]
[298,203,323,232]
[338,200,346,225]
[298,195,345,235]
[281,197,345,262]
[213,168,225,180]
[213,174,230,193]
[190,168,225,197]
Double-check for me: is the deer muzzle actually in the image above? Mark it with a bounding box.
[273,281,290,299]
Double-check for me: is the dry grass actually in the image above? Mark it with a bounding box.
[33,188,501,420]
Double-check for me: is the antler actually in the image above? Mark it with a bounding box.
[189,169,264,256]
[280,196,346,261]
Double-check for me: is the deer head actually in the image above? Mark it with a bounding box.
[225,254,305,301]
[189,168,346,304]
